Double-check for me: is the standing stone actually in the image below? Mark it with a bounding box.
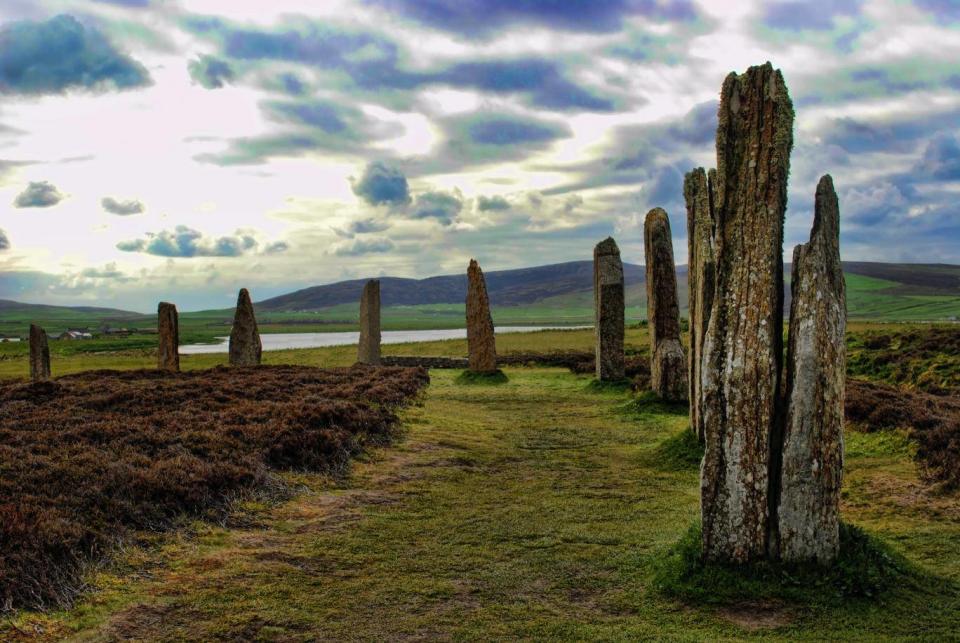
[358,279,381,365]
[229,288,262,366]
[685,168,716,441]
[29,324,50,382]
[157,302,180,373]
[593,237,625,381]
[644,209,687,401]
[466,259,497,373]
[700,62,794,563]
[777,175,846,563]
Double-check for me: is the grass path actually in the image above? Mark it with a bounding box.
[7,367,960,641]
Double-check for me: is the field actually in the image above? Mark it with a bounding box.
[1,325,958,640]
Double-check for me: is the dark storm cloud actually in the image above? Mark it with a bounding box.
[411,191,463,225]
[468,117,565,146]
[0,15,151,95]
[917,133,960,180]
[333,236,395,256]
[0,229,9,251]
[363,0,697,37]
[186,19,614,112]
[101,196,144,215]
[188,55,234,89]
[763,0,863,31]
[477,195,511,212]
[351,162,411,206]
[13,181,63,208]
[117,226,263,258]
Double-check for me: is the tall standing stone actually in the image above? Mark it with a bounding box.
[700,62,794,563]
[229,288,262,366]
[593,237,625,381]
[644,209,687,401]
[466,259,497,373]
[358,279,381,365]
[29,324,50,382]
[777,175,846,563]
[685,168,716,441]
[157,302,180,373]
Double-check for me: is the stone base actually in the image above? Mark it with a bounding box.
[455,369,508,385]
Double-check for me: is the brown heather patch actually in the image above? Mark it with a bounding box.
[846,378,960,489]
[0,365,428,612]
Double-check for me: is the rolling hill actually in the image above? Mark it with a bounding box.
[255,261,959,322]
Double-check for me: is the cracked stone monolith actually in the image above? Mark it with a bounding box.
[358,279,381,365]
[157,302,180,373]
[685,168,716,441]
[594,237,625,381]
[776,175,846,563]
[644,209,687,401]
[229,288,262,366]
[466,259,497,373]
[700,62,794,563]
[29,324,50,382]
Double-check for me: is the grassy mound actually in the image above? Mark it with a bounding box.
[654,522,913,606]
[653,428,704,471]
[455,369,509,385]
[0,365,429,611]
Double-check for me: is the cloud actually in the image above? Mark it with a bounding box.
[477,195,510,211]
[117,225,267,258]
[93,0,151,6]
[917,133,960,180]
[263,241,289,254]
[189,19,613,112]
[411,190,462,225]
[101,196,144,215]
[79,262,130,280]
[434,60,615,112]
[335,217,391,238]
[914,0,960,22]
[468,117,567,146]
[0,15,150,95]
[188,54,234,89]
[351,161,410,206]
[0,229,9,251]
[333,236,395,256]
[763,0,863,31]
[265,99,347,133]
[363,0,697,36]
[13,181,64,208]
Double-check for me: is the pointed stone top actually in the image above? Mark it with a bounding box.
[366,278,380,287]
[595,237,619,256]
[237,288,252,305]
[468,258,481,271]
[645,207,670,230]
[813,174,839,240]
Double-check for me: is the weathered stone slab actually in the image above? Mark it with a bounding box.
[229,288,262,366]
[29,324,50,382]
[358,279,381,365]
[644,209,687,401]
[684,167,716,440]
[466,259,497,373]
[157,302,180,373]
[594,237,625,381]
[700,62,794,563]
[777,175,846,563]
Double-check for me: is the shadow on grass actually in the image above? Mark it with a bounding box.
[651,428,704,471]
[454,369,509,385]
[627,390,689,416]
[584,378,633,394]
[654,522,930,608]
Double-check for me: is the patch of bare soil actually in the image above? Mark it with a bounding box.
[716,601,793,631]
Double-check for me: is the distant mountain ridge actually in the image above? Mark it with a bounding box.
[255,260,958,312]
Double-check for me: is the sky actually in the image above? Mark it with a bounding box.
[0,0,958,312]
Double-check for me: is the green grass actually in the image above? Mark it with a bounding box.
[3,353,959,640]
[454,369,510,384]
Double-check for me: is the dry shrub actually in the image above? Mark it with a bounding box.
[846,378,960,489]
[0,365,428,611]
